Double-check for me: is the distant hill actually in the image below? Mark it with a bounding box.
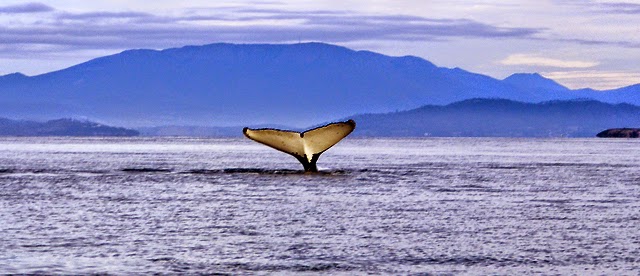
[349,99,640,137]
[0,118,139,136]
[502,73,570,100]
[138,123,297,137]
[503,73,568,91]
[139,125,241,137]
[1,42,639,127]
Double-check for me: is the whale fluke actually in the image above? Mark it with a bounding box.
[243,120,356,172]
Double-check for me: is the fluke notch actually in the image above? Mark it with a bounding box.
[243,120,356,172]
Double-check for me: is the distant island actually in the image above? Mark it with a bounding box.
[139,98,640,138]
[348,98,640,137]
[596,128,640,138]
[0,118,139,136]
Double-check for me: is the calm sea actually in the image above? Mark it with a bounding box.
[1,137,639,274]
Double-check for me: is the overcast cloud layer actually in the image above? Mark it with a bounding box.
[0,0,638,89]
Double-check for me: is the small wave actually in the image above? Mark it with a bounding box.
[435,188,458,192]
[21,244,48,248]
[531,199,573,204]
[149,257,176,263]
[528,216,575,221]
[584,199,632,204]
[224,262,355,272]
[534,162,634,168]
[396,256,563,266]
[484,165,526,170]
[71,169,110,174]
[0,168,113,176]
[0,168,60,176]
[457,184,490,189]
[121,168,172,173]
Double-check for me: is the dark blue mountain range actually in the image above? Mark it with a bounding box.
[350,98,640,137]
[138,99,640,137]
[0,42,638,127]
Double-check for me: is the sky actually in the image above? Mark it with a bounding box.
[0,0,639,90]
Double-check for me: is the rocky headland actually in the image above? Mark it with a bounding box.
[596,128,640,138]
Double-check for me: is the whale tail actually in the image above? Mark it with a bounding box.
[243,120,356,172]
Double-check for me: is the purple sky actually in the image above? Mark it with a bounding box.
[1,0,639,89]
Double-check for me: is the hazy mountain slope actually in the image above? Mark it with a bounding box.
[597,84,640,104]
[0,118,139,136]
[0,43,638,127]
[0,43,555,126]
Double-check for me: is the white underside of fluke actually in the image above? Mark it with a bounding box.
[243,120,356,171]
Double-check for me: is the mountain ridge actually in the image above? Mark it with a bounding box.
[503,73,569,92]
[348,98,640,137]
[0,118,139,136]
[0,42,638,127]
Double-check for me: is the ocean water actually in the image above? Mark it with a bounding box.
[1,137,639,275]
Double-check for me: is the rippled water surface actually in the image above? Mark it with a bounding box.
[1,137,639,274]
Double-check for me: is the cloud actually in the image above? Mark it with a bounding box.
[500,54,599,68]
[555,38,640,48]
[58,11,154,20]
[599,2,640,14]
[542,70,640,90]
[0,2,53,13]
[178,8,542,39]
[554,0,640,14]
[0,5,543,58]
